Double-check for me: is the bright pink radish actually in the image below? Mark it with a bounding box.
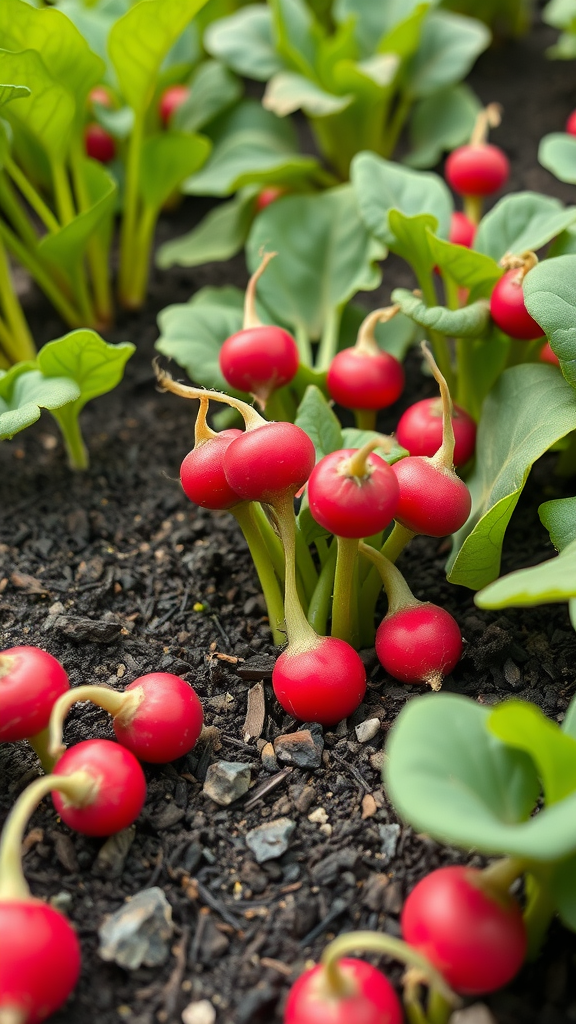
[490,268,544,340]
[159,85,190,126]
[224,422,315,503]
[219,325,299,401]
[273,637,366,726]
[396,399,476,467]
[392,457,471,536]
[115,673,203,762]
[84,122,115,163]
[181,428,243,510]
[540,341,559,366]
[566,110,576,136]
[52,740,146,836]
[446,143,509,197]
[376,604,462,688]
[327,349,404,412]
[255,186,285,211]
[308,446,399,538]
[88,85,113,110]
[402,866,527,994]
[449,211,476,247]
[284,958,403,1024]
[0,646,69,743]
[0,900,81,1024]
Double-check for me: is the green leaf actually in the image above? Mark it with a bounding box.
[155,286,247,393]
[539,132,576,185]
[37,159,117,275]
[263,72,352,117]
[94,104,135,140]
[55,0,130,73]
[156,187,258,269]
[139,132,210,211]
[447,364,576,589]
[337,303,417,360]
[549,227,576,257]
[475,540,576,622]
[334,0,425,57]
[488,701,576,804]
[383,692,570,860]
[37,330,134,413]
[172,60,242,133]
[475,192,576,263]
[539,495,576,551]
[351,151,453,248]
[523,254,576,390]
[246,185,385,339]
[204,5,283,81]
[392,287,490,337]
[294,384,343,462]
[270,0,321,78]
[543,0,576,29]
[0,85,31,108]
[563,692,576,740]
[426,229,501,298]
[406,11,490,99]
[0,49,75,162]
[341,427,407,463]
[406,83,481,169]
[551,854,576,930]
[0,366,80,440]
[108,0,209,114]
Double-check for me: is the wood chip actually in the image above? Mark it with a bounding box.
[259,957,293,976]
[10,571,50,596]
[242,681,265,743]
[361,793,378,819]
[22,827,43,855]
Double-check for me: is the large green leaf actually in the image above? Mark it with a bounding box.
[334,0,426,57]
[0,365,80,440]
[488,701,576,805]
[38,159,117,275]
[156,187,258,269]
[246,185,385,339]
[475,192,576,263]
[426,230,501,298]
[392,287,490,338]
[139,132,210,211]
[204,5,283,80]
[172,60,242,133]
[263,72,352,117]
[539,495,576,551]
[523,254,576,390]
[294,384,343,462]
[406,10,490,98]
[108,0,209,113]
[448,364,576,589]
[539,132,576,185]
[475,539,576,610]
[0,50,75,163]
[37,331,135,413]
[0,85,31,108]
[406,83,481,169]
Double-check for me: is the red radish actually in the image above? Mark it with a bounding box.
[540,341,559,366]
[51,739,146,836]
[180,397,243,510]
[273,638,366,725]
[446,144,509,197]
[566,110,576,136]
[402,865,527,994]
[88,85,113,110]
[219,253,299,406]
[84,122,115,163]
[48,674,203,765]
[327,308,404,424]
[396,398,476,467]
[449,211,476,248]
[159,85,190,126]
[255,186,286,211]
[490,256,544,340]
[284,958,403,1024]
[0,646,69,743]
[223,423,315,504]
[308,442,399,539]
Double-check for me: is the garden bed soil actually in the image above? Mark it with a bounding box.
[2,13,576,1024]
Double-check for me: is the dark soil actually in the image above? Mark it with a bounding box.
[2,12,576,1024]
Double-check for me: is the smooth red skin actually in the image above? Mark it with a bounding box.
[0,646,69,742]
[52,739,146,836]
[114,673,203,763]
[445,144,510,196]
[375,604,462,684]
[449,211,476,247]
[159,85,190,126]
[0,900,81,1024]
[223,422,316,503]
[396,399,477,467]
[540,341,559,366]
[284,959,403,1024]
[255,186,285,211]
[273,637,366,726]
[566,110,576,136]
[219,326,299,396]
[84,122,115,163]
[180,429,243,510]
[307,449,399,538]
[392,457,471,536]
[401,866,527,995]
[490,270,545,340]
[89,86,113,109]
[327,348,404,411]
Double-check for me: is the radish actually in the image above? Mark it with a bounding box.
[449,211,476,247]
[180,396,243,510]
[307,439,400,540]
[490,253,544,340]
[566,110,576,136]
[84,123,115,163]
[391,345,471,539]
[396,398,476,467]
[255,186,286,211]
[88,85,113,111]
[0,646,70,771]
[159,85,190,126]
[326,307,404,430]
[361,543,462,689]
[218,252,299,407]
[48,673,203,765]
[402,864,527,994]
[51,739,147,836]
[445,104,509,223]
[539,341,559,366]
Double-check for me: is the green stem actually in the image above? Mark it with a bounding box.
[232,503,286,645]
[5,156,60,233]
[0,236,35,363]
[0,219,83,327]
[315,306,341,372]
[307,540,337,635]
[118,112,144,305]
[382,93,412,159]
[52,408,89,470]
[51,160,76,226]
[273,494,320,653]
[295,524,318,605]
[463,194,483,225]
[27,726,58,774]
[415,269,455,394]
[70,143,113,327]
[426,989,452,1024]
[331,536,359,645]
[249,503,285,585]
[523,870,557,960]
[315,536,329,567]
[382,521,415,563]
[358,523,416,641]
[354,408,376,430]
[295,324,313,366]
[359,541,418,615]
[123,202,157,310]
[0,172,40,250]
[265,386,294,423]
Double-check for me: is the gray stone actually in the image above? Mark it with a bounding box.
[355,718,380,744]
[450,1006,497,1024]
[261,742,278,772]
[245,817,296,863]
[203,761,251,806]
[98,887,173,969]
[310,848,359,886]
[93,826,136,879]
[274,728,324,768]
[361,873,389,912]
[378,823,401,863]
[49,891,73,915]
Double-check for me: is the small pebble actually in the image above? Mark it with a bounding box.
[379,823,401,864]
[450,1005,497,1024]
[245,818,296,863]
[355,718,380,744]
[98,887,173,970]
[203,761,251,806]
[307,807,329,825]
[261,742,278,772]
[182,1001,216,1024]
[274,728,324,768]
